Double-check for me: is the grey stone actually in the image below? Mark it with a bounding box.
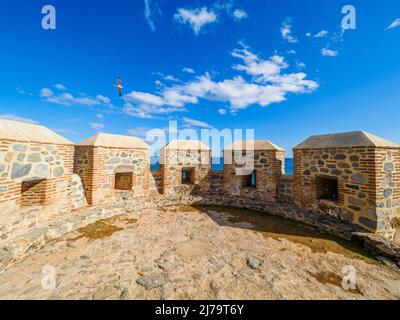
[53,166,64,178]
[350,155,359,162]
[0,186,7,193]
[26,227,47,240]
[12,144,28,152]
[45,156,54,163]
[246,256,261,270]
[359,217,384,230]
[136,275,163,289]
[0,164,5,173]
[11,163,31,179]
[364,209,384,219]
[339,210,354,223]
[351,173,366,184]
[120,288,129,300]
[348,196,365,207]
[383,162,394,173]
[331,169,342,176]
[0,247,13,270]
[107,157,121,164]
[334,154,346,160]
[34,164,49,177]
[27,153,42,162]
[346,184,359,190]
[17,153,26,161]
[383,188,393,198]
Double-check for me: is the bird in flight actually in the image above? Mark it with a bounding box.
[115,76,123,97]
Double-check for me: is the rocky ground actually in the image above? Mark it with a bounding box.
[0,205,399,300]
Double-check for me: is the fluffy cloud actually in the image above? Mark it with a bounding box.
[40,87,112,107]
[281,19,298,43]
[314,30,329,38]
[123,43,318,117]
[218,108,227,115]
[53,83,67,90]
[321,48,338,57]
[233,9,248,21]
[182,67,195,74]
[174,7,218,34]
[90,122,104,130]
[386,18,400,30]
[182,117,213,128]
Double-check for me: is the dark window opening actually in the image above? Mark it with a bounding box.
[244,171,257,188]
[182,169,195,185]
[21,179,47,206]
[316,176,339,201]
[115,172,133,190]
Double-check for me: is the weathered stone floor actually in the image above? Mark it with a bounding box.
[0,205,399,300]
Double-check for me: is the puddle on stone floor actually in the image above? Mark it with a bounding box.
[193,205,378,264]
[71,215,137,241]
[310,271,363,295]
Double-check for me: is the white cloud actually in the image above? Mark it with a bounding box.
[123,43,318,116]
[96,113,104,119]
[286,50,296,55]
[40,87,112,107]
[281,19,298,43]
[144,0,161,31]
[182,117,213,128]
[183,67,195,74]
[96,95,111,104]
[0,114,38,124]
[321,48,338,57]
[233,9,248,21]
[90,122,104,130]
[305,32,312,37]
[386,18,400,30]
[314,30,329,38]
[297,62,306,69]
[164,75,180,82]
[218,108,227,115]
[54,83,67,90]
[174,7,218,34]
[127,126,151,138]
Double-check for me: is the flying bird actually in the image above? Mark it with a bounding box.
[115,76,123,97]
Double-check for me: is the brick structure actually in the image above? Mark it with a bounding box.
[223,140,285,202]
[74,133,150,205]
[0,119,74,212]
[160,140,211,196]
[293,131,400,239]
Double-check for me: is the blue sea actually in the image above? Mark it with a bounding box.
[151,158,294,174]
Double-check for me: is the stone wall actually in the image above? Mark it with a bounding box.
[71,173,88,209]
[223,150,285,202]
[160,149,211,196]
[210,170,224,195]
[293,147,400,239]
[0,140,73,213]
[74,146,150,205]
[278,174,294,203]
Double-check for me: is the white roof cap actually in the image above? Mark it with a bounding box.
[0,118,72,145]
[162,139,210,151]
[224,140,284,151]
[294,131,399,149]
[78,133,149,149]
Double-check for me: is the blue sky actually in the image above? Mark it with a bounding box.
[1,0,400,156]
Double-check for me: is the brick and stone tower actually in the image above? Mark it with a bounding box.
[160,140,211,197]
[223,140,285,202]
[293,131,400,239]
[0,118,74,214]
[74,133,150,205]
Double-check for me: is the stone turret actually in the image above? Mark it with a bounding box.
[74,133,150,205]
[293,131,400,239]
[223,140,285,202]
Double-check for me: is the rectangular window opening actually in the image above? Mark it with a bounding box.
[182,169,195,185]
[21,179,48,207]
[316,176,339,202]
[115,172,133,190]
[244,171,257,189]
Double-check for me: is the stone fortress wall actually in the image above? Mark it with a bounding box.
[1,119,400,268]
